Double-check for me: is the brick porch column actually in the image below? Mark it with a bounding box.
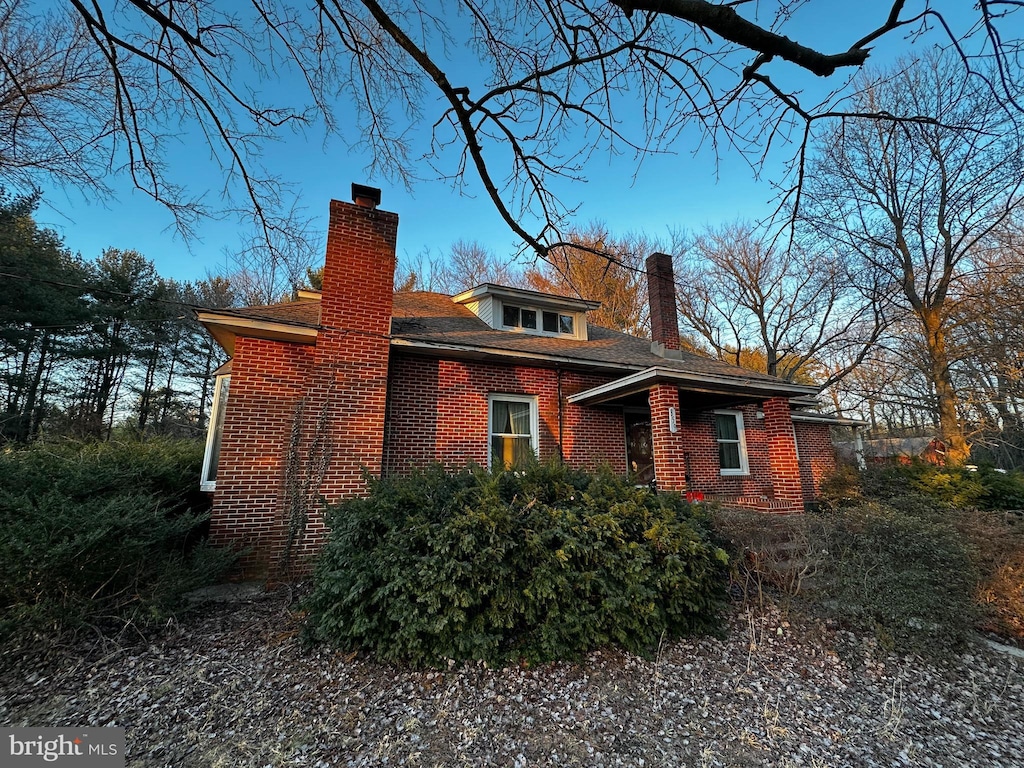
[763,397,803,512]
[649,383,688,492]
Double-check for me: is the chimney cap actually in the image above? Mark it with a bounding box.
[351,183,382,208]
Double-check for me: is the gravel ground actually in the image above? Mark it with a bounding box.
[1,589,1021,768]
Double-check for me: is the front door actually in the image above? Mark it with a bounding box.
[624,411,655,485]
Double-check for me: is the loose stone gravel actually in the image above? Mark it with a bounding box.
[1,589,1021,767]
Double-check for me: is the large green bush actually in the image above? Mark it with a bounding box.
[975,467,1024,510]
[0,440,236,637]
[303,463,729,667]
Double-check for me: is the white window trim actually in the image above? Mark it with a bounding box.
[200,374,230,491]
[714,409,749,476]
[488,394,539,469]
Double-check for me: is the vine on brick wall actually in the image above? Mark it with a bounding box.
[280,397,333,574]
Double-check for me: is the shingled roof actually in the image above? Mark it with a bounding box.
[203,297,321,327]
[390,292,799,388]
[200,290,814,397]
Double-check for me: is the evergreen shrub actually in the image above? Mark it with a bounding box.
[815,502,979,653]
[303,462,729,667]
[0,440,236,637]
[837,460,1024,511]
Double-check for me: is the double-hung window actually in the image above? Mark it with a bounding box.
[714,410,749,476]
[200,375,230,491]
[489,394,538,469]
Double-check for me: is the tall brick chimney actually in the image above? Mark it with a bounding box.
[646,252,680,350]
[287,186,399,567]
[208,186,401,578]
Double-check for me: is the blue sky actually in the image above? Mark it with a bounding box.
[34,1,981,286]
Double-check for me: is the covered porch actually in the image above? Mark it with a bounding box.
[568,366,821,513]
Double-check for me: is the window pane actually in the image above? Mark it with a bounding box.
[202,376,230,485]
[720,442,741,470]
[506,400,530,434]
[542,311,558,332]
[715,413,738,441]
[490,397,536,469]
[503,304,520,327]
[521,308,537,329]
[492,399,530,435]
[492,400,511,433]
[559,314,574,334]
[491,436,532,469]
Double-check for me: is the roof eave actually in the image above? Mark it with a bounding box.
[791,412,868,427]
[196,310,319,355]
[451,283,602,312]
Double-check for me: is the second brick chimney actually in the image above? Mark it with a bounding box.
[646,252,680,350]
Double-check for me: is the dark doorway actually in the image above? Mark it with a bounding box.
[625,410,655,484]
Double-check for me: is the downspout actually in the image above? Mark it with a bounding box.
[557,366,565,463]
[381,355,395,476]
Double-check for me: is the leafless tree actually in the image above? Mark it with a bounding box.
[394,239,527,294]
[0,0,118,196]
[802,52,1024,463]
[525,223,651,335]
[445,240,526,293]
[224,204,323,305]
[945,220,1024,462]
[1,2,1018,262]
[675,221,882,385]
[831,324,946,433]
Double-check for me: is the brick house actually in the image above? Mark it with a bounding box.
[197,186,848,576]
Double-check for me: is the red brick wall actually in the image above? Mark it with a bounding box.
[675,401,803,512]
[208,336,313,575]
[383,356,815,514]
[558,371,628,472]
[209,197,399,577]
[383,355,627,475]
[795,421,838,503]
[677,405,773,498]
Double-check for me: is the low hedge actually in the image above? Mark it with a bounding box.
[303,463,729,667]
[819,502,980,652]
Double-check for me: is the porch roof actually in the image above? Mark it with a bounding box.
[566,366,819,407]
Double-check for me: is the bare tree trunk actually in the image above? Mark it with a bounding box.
[920,308,969,463]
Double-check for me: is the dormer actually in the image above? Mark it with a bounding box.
[452,284,601,341]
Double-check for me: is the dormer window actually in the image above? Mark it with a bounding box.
[452,283,600,340]
[503,304,576,337]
